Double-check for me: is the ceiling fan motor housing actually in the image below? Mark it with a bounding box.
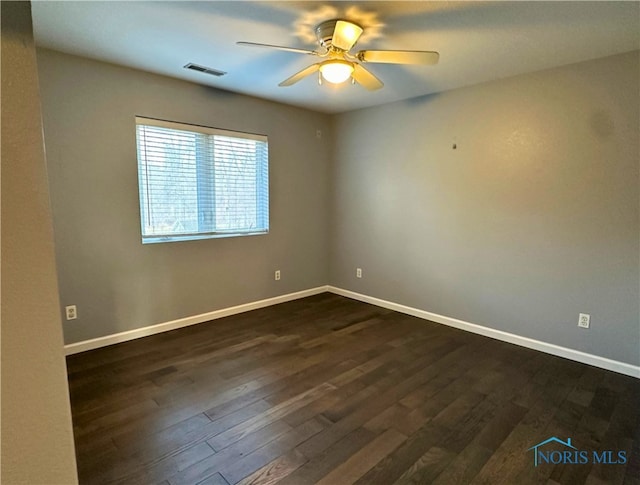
[316,19,361,50]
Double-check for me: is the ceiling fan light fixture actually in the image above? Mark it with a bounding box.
[238,17,439,91]
[319,60,354,84]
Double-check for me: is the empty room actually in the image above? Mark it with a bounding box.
[2,1,639,484]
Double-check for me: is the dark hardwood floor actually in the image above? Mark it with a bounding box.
[67,293,639,485]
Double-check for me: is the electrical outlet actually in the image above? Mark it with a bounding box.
[578,313,590,329]
[65,305,77,320]
[356,268,362,278]
[275,270,281,281]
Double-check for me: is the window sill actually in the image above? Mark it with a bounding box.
[142,230,269,244]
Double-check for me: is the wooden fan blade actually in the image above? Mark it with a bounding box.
[279,63,320,87]
[357,50,439,65]
[237,41,319,56]
[332,20,363,51]
[352,64,383,91]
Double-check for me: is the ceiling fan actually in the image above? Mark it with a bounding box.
[237,19,439,90]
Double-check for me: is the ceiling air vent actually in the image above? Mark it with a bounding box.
[183,63,227,77]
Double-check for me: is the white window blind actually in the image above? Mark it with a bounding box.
[135,117,268,243]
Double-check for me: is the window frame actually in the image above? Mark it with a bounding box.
[135,116,269,244]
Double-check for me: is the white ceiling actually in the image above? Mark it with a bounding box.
[32,1,639,114]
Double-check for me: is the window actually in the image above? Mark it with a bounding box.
[135,117,268,243]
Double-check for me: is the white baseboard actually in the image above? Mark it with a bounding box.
[64,286,329,355]
[327,286,640,379]
[65,284,639,378]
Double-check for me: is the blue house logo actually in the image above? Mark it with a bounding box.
[528,437,627,467]
[528,437,577,467]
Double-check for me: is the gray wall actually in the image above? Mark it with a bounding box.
[1,3,78,483]
[37,49,331,344]
[330,51,640,366]
[38,46,639,367]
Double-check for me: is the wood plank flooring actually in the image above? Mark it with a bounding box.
[66,293,640,485]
